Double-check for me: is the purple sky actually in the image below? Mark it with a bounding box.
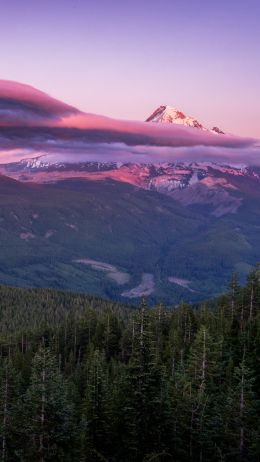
[1,0,260,137]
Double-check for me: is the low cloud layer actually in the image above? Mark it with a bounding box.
[1,142,260,168]
[0,80,259,166]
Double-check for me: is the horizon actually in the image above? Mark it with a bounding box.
[1,0,259,138]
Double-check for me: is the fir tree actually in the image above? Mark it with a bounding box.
[18,346,73,461]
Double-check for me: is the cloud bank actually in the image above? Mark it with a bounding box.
[0,80,259,166]
[0,80,78,126]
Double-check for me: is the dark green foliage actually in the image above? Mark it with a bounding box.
[17,346,73,461]
[0,268,259,461]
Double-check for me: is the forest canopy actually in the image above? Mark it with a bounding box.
[0,267,259,461]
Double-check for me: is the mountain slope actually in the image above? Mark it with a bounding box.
[1,157,259,217]
[0,173,260,304]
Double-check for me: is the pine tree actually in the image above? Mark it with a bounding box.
[119,300,173,461]
[80,349,111,462]
[227,273,240,323]
[0,357,20,462]
[223,349,259,461]
[18,346,74,461]
[185,325,221,461]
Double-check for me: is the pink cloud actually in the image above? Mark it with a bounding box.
[59,112,254,149]
[0,80,259,167]
[0,80,78,127]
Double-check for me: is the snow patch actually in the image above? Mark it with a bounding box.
[65,223,78,231]
[107,272,130,285]
[73,258,130,286]
[45,230,56,239]
[168,277,194,292]
[20,232,35,241]
[121,273,154,298]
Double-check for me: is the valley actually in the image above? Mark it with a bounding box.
[0,170,260,304]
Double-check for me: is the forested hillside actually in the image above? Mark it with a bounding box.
[0,268,259,461]
[1,174,260,305]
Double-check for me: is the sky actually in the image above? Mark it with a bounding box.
[0,0,260,138]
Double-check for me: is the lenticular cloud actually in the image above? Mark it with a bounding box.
[0,80,259,166]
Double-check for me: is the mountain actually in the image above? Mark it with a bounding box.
[146,104,225,134]
[0,81,260,303]
[1,155,259,217]
[0,159,260,304]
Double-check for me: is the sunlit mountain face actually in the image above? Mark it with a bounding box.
[0,80,260,303]
[146,104,225,134]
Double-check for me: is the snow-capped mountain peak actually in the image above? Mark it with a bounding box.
[146,105,204,128]
[146,105,224,134]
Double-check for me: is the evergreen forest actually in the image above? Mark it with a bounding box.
[0,267,259,461]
